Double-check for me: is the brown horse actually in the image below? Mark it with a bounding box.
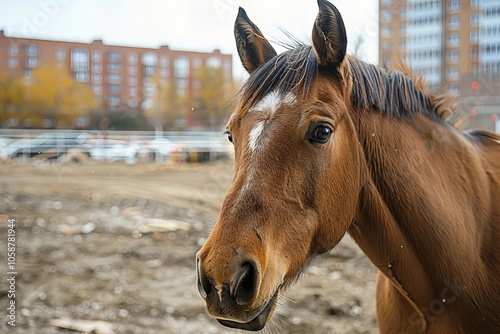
[196,1,500,332]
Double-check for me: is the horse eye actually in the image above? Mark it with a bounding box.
[225,130,233,143]
[309,124,332,144]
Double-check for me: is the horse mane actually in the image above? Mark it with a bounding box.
[348,56,457,121]
[239,43,458,124]
[387,57,459,121]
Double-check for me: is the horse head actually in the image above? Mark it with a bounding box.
[196,1,361,330]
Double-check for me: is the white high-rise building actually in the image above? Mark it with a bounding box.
[480,0,500,74]
[379,0,500,131]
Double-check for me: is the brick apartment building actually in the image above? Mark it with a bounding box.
[379,0,500,132]
[0,30,233,128]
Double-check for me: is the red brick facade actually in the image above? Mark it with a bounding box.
[0,31,232,124]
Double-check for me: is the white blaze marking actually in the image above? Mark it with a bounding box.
[247,91,296,152]
[248,121,265,152]
[249,91,296,115]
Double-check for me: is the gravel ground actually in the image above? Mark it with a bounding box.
[0,161,378,334]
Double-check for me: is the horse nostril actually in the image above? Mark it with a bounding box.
[196,255,210,299]
[200,277,215,299]
[230,261,258,305]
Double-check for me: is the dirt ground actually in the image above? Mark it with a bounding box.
[0,160,379,334]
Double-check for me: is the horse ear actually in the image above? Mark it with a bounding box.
[312,0,347,68]
[234,7,277,74]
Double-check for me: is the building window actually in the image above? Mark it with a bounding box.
[381,26,392,37]
[128,53,137,64]
[470,30,479,43]
[92,51,101,62]
[128,66,137,75]
[107,63,121,72]
[449,84,459,93]
[206,56,222,68]
[143,85,155,97]
[9,44,18,57]
[25,44,37,56]
[174,56,190,77]
[108,51,121,63]
[160,55,169,67]
[92,85,102,95]
[484,44,499,55]
[56,48,66,60]
[193,58,202,68]
[381,10,392,21]
[107,74,121,83]
[447,66,459,79]
[143,65,156,75]
[108,84,121,93]
[71,49,89,71]
[448,16,459,29]
[485,26,498,37]
[470,0,479,7]
[129,87,137,97]
[128,76,137,86]
[485,6,500,17]
[448,0,459,11]
[74,72,89,82]
[8,58,18,68]
[108,96,120,106]
[470,14,479,26]
[26,57,38,68]
[381,0,392,5]
[176,78,188,95]
[447,50,459,62]
[92,63,101,73]
[92,74,101,84]
[141,52,158,66]
[447,33,459,46]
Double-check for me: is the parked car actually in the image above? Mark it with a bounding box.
[130,136,179,161]
[88,139,141,164]
[0,136,15,161]
[7,132,88,162]
[170,136,232,163]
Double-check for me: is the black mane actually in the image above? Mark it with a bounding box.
[240,44,439,119]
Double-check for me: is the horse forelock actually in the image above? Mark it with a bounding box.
[237,44,318,113]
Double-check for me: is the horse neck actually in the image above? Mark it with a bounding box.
[347,110,492,306]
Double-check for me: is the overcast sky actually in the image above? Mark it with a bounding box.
[0,0,379,80]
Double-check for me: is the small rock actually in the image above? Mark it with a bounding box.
[80,222,96,234]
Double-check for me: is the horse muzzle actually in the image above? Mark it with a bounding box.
[196,252,279,331]
[216,289,279,331]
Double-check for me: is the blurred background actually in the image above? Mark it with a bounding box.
[0,0,498,333]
